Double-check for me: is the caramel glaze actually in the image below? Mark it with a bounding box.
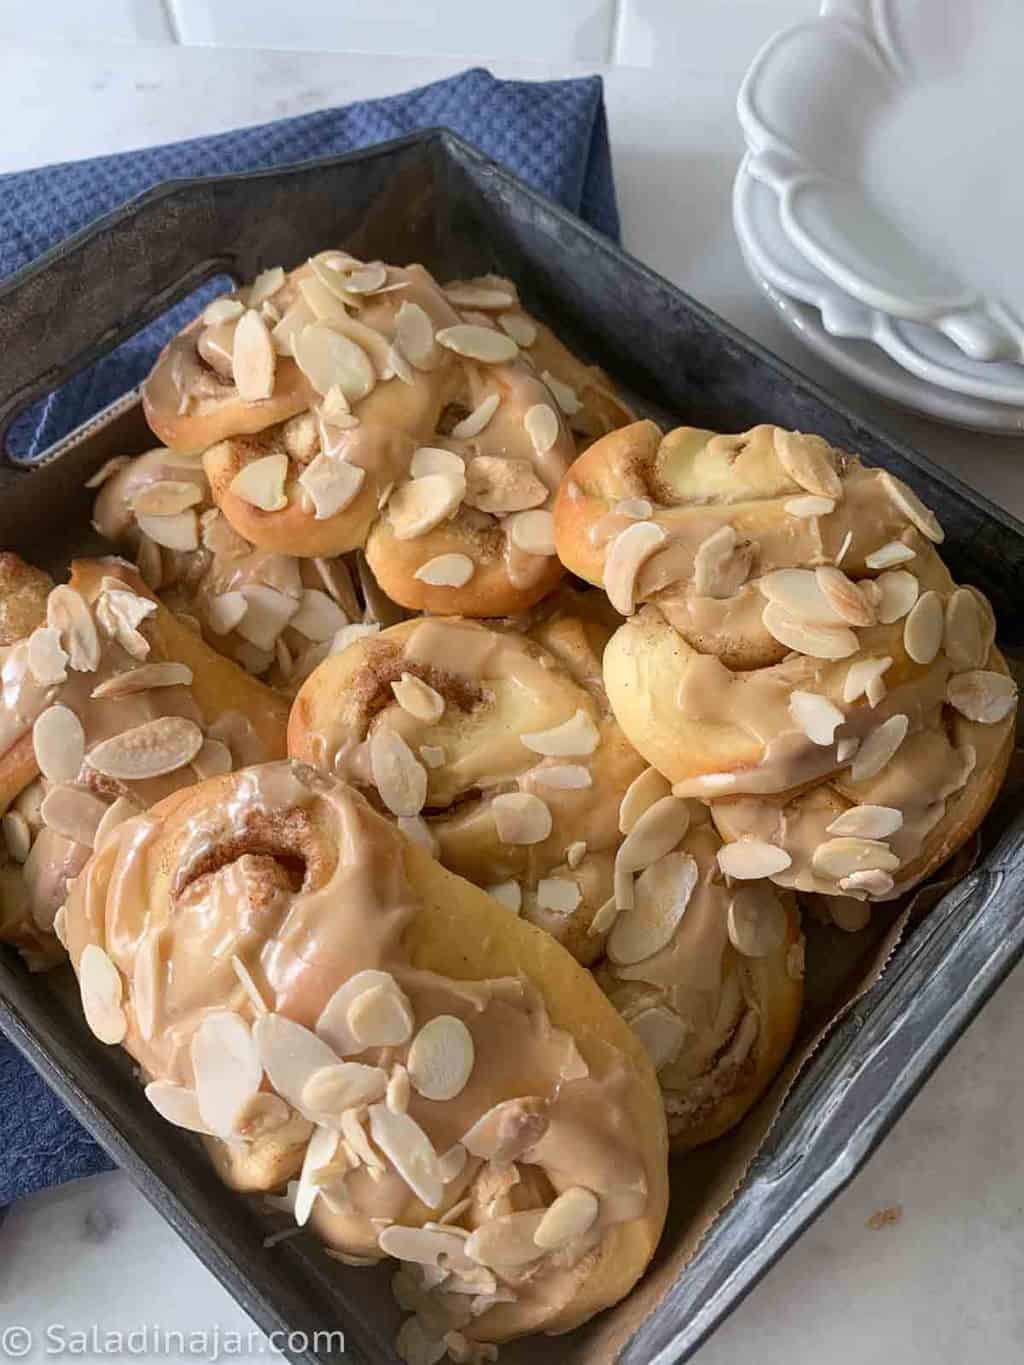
[63,762,663,1344]
[0,561,283,955]
[288,613,647,963]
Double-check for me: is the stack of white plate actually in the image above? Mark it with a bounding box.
[734,0,1024,434]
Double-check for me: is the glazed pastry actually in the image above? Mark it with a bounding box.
[142,254,632,617]
[91,446,396,688]
[287,610,648,963]
[554,421,1017,916]
[594,800,803,1148]
[62,761,669,1349]
[0,557,289,959]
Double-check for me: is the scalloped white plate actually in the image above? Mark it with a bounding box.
[734,156,1024,409]
[738,0,1024,363]
[740,250,1024,435]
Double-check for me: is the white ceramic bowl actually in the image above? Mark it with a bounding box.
[738,0,1024,363]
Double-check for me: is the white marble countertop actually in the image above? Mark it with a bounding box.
[1,7,1023,1363]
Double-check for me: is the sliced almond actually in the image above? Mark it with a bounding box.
[535,877,583,913]
[946,670,1018,723]
[79,943,127,1044]
[628,1006,686,1071]
[203,296,244,326]
[542,370,582,416]
[208,590,248,635]
[533,1187,599,1250]
[761,602,858,659]
[95,585,157,661]
[841,868,895,897]
[237,584,298,650]
[47,585,100,672]
[395,301,438,370]
[370,728,428,817]
[617,796,690,883]
[903,589,943,665]
[145,1082,216,1135]
[692,524,754,599]
[231,954,268,1016]
[521,708,599,757]
[331,622,381,655]
[91,661,192,699]
[378,1222,475,1269]
[879,471,944,543]
[499,313,537,346]
[465,456,547,514]
[836,736,860,763]
[603,521,666,615]
[254,1012,341,1109]
[271,298,316,357]
[298,453,365,520]
[294,323,376,402]
[773,429,842,499]
[387,473,465,540]
[413,554,475,587]
[301,1063,389,1120]
[368,1102,444,1208]
[348,982,415,1049]
[452,393,501,439]
[843,655,893,706]
[865,540,915,570]
[33,705,84,783]
[589,897,620,936]
[419,744,446,769]
[850,714,909,782]
[135,508,199,552]
[533,764,591,790]
[466,1210,546,1268]
[813,837,900,879]
[461,1097,548,1163]
[231,309,277,401]
[410,447,465,480]
[717,839,792,879]
[132,480,204,518]
[87,716,203,780]
[436,324,517,364]
[290,588,347,642]
[444,282,517,310]
[507,508,556,557]
[835,530,853,565]
[294,1124,342,1226]
[392,672,445,724]
[387,1064,411,1114]
[789,690,845,745]
[785,495,835,518]
[759,568,846,625]
[407,1015,475,1102]
[247,266,285,306]
[608,851,697,965]
[192,737,233,780]
[492,792,552,845]
[727,886,789,957]
[524,404,559,456]
[486,881,522,914]
[317,969,409,1056]
[619,767,672,834]
[85,454,132,488]
[827,805,903,838]
[346,262,388,294]
[230,453,289,513]
[27,626,68,686]
[40,784,107,847]
[815,566,876,626]
[191,1011,263,1137]
[94,796,140,851]
[944,588,995,671]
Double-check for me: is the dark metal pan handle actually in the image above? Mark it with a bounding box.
[0,128,451,461]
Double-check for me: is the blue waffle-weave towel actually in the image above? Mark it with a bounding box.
[0,66,620,1206]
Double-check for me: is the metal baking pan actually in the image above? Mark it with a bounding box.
[0,128,1022,1365]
